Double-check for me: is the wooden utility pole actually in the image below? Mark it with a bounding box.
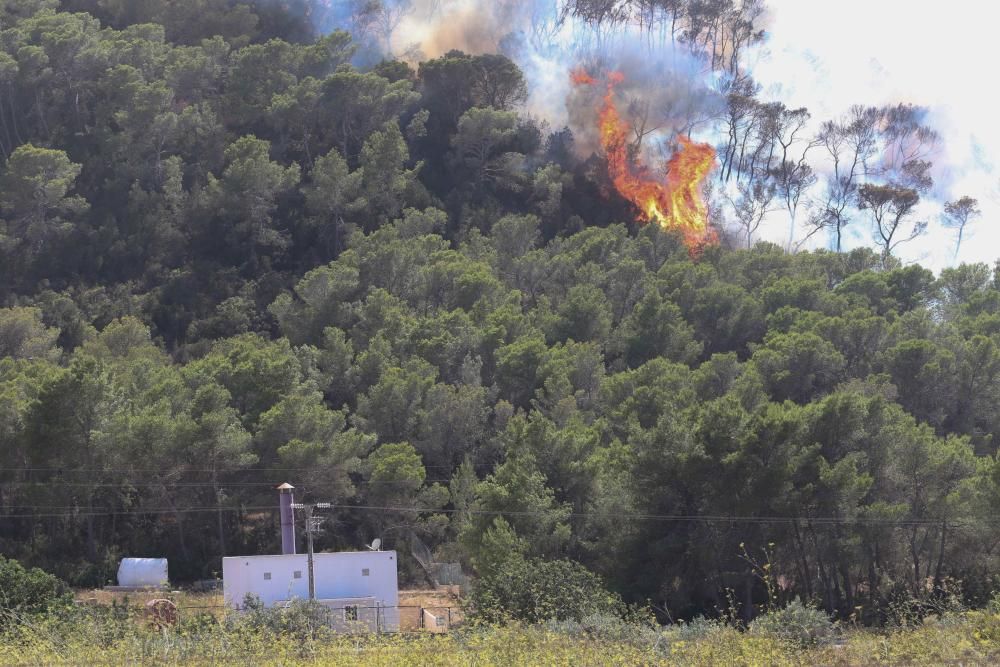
[291,502,331,600]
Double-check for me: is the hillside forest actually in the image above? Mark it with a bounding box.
[0,0,998,625]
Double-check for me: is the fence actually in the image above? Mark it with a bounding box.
[75,599,462,634]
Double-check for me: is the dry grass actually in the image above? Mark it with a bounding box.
[75,587,463,630]
[76,588,223,608]
[42,591,1000,664]
[398,589,463,630]
[4,614,1000,666]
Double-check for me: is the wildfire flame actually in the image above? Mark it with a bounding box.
[572,68,717,251]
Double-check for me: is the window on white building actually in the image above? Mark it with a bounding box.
[263,572,271,580]
[344,605,359,621]
[293,571,302,579]
[362,568,370,576]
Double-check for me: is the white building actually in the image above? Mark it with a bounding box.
[222,551,400,632]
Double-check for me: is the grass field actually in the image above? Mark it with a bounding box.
[4,603,1000,665]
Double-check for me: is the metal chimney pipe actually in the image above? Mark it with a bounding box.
[277,483,296,555]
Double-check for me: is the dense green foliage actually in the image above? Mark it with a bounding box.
[470,554,625,624]
[748,598,834,648]
[0,555,71,625]
[1,0,1000,628]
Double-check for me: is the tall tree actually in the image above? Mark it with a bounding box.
[199,136,300,269]
[0,145,87,282]
[807,106,880,252]
[857,183,925,268]
[942,196,981,262]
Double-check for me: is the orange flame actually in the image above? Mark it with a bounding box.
[570,67,597,86]
[573,69,717,252]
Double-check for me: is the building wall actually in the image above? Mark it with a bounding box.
[314,597,380,633]
[222,551,400,631]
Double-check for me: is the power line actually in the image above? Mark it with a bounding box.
[1,482,292,488]
[0,501,984,528]
[0,479,452,488]
[0,463,494,473]
[322,503,980,527]
[0,506,279,519]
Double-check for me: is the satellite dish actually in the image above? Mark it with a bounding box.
[367,538,382,551]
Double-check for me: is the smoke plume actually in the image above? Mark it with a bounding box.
[315,0,729,161]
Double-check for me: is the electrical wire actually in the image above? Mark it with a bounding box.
[0,463,494,473]
[0,479,452,488]
[0,501,982,527]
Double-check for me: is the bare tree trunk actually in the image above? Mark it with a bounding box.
[868,550,880,606]
[214,470,226,561]
[9,91,24,146]
[163,489,190,562]
[792,520,813,599]
[808,521,835,613]
[839,558,854,612]
[933,521,947,591]
[909,526,921,593]
[86,497,97,561]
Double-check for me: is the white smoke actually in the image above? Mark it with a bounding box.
[749,0,998,270]
[319,0,725,154]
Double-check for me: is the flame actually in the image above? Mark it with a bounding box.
[570,67,596,86]
[573,69,717,252]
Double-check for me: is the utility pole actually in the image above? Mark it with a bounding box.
[291,502,330,600]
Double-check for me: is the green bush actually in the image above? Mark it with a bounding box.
[664,616,727,643]
[76,599,137,648]
[0,556,71,627]
[176,610,220,636]
[748,598,835,647]
[881,579,968,628]
[60,552,120,589]
[228,595,334,641]
[967,608,1000,650]
[545,611,660,646]
[469,557,625,624]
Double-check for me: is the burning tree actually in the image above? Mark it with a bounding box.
[572,68,717,252]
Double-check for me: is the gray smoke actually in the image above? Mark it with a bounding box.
[314,0,728,158]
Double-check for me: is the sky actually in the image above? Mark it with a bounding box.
[751,0,999,271]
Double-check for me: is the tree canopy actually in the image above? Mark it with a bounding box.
[0,0,996,626]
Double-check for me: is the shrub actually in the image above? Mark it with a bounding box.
[967,608,1000,653]
[60,553,119,589]
[228,595,334,641]
[469,557,624,624]
[664,616,727,644]
[176,610,219,636]
[76,599,137,648]
[545,611,660,646]
[881,578,968,628]
[748,598,835,647]
[0,556,71,627]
